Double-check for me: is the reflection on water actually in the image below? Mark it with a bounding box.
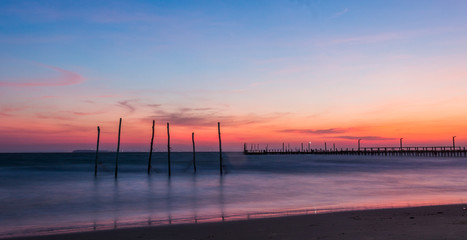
[1,152,467,238]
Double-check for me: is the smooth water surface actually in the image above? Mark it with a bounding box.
[2,152,467,238]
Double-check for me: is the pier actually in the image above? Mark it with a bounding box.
[244,144,467,157]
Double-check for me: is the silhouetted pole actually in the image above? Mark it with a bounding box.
[115,118,122,178]
[324,142,327,151]
[400,138,403,151]
[218,122,223,175]
[282,143,285,152]
[192,132,196,173]
[95,126,100,177]
[453,136,456,150]
[148,120,155,174]
[167,122,171,177]
[358,139,361,151]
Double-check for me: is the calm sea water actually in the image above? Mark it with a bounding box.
[2,152,467,238]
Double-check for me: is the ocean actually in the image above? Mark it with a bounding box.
[1,152,467,238]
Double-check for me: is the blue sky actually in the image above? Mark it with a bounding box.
[1,0,467,152]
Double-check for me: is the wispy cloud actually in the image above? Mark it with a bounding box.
[278,128,348,134]
[0,63,84,87]
[325,27,460,46]
[333,136,396,141]
[332,8,349,18]
[117,100,137,113]
[72,111,104,116]
[329,32,403,45]
[0,107,28,117]
[35,113,74,121]
[144,107,288,127]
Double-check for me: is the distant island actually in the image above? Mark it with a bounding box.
[72,150,113,153]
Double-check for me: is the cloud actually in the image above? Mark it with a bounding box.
[144,107,287,127]
[72,111,104,116]
[2,2,161,23]
[147,104,162,108]
[278,128,348,134]
[329,32,403,45]
[35,113,74,121]
[333,136,396,141]
[332,8,349,18]
[0,107,28,117]
[0,63,84,87]
[118,100,137,113]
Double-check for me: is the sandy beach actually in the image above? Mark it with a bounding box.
[7,204,467,240]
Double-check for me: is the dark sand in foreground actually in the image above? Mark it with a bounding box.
[8,204,467,240]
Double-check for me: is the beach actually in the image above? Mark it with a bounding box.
[7,204,467,240]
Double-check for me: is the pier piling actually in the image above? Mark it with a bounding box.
[218,122,223,175]
[167,122,171,177]
[192,132,196,173]
[148,120,155,174]
[95,126,100,177]
[115,118,122,178]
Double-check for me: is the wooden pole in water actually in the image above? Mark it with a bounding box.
[218,122,223,175]
[192,132,196,173]
[453,136,456,150]
[148,120,155,174]
[95,126,100,177]
[115,118,122,178]
[167,122,171,177]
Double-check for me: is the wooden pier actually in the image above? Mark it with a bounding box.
[243,144,467,157]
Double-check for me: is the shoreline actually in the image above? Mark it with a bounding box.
[7,204,467,240]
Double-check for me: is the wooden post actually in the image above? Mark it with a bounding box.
[218,122,223,175]
[115,118,122,178]
[192,132,196,173]
[148,120,155,174]
[95,126,100,177]
[167,122,171,177]
[453,136,456,150]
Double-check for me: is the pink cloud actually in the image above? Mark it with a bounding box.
[73,111,105,116]
[0,106,29,117]
[0,63,84,87]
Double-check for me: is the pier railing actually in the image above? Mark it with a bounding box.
[243,144,467,157]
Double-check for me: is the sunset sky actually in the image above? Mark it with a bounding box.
[1,0,467,152]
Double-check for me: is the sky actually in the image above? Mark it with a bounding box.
[1,0,467,152]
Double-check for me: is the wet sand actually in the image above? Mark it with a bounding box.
[8,204,467,240]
